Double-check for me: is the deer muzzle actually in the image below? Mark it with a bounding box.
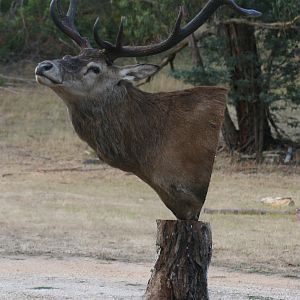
[35,61,62,85]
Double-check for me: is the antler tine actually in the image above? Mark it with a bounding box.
[93,17,115,51]
[55,0,64,18]
[50,0,91,49]
[168,6,183,38]
[115,17,125,49]
[225,0,261,17]
[93,16,125,53]
[93,7,184,61]
[67,0,77,23]
[93,0,261,62]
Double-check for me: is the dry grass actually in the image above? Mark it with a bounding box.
[0,83,300,278]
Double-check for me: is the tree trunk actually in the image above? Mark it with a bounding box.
[222,107,238,152]
[224,23,274,156]
[189,33,205,69]
[145,220,212,300]
[183,5,205,70]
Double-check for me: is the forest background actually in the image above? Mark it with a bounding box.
[0,0,299,162]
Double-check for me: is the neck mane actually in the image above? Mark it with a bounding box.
[68,82,165,174]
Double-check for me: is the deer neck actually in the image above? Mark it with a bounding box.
[67,82,164,173]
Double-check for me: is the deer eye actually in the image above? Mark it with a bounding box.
[87,66,101,74]
[63,55,72,60]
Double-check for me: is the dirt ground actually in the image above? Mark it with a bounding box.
[0,256,300,300]
[1,86,300,299]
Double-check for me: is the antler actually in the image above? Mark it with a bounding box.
[93,0,261,62]
[49,0,261,62]
[50,0,91,49]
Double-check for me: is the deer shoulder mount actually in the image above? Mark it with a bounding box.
[35,0,261,220]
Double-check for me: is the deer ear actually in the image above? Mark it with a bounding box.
[119,64,159,81]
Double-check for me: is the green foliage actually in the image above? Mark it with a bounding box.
[0,0,13,13]
[170,33,230,89]
[172,67,217,86]
[260,29,300,106]
[177,1,299,100]
[0,0,208,61]
[0,0,124,61]
[169,0,299,138]
[0,77,5,86]
[0,0,57,61]
[0,0,299,118]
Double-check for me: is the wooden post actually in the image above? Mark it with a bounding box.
[145,220,212,300]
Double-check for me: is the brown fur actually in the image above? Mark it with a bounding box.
[36,48,227,220]
[67,81,227,220]
[39,0,260,220]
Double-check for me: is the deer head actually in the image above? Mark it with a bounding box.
[36,0,260,103]
[35,0,261,220]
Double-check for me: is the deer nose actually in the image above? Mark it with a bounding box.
[35,62,54,76]
[35,61,63,85]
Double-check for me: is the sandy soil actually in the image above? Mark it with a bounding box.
[0,256,299,300]
[0,142,299,299]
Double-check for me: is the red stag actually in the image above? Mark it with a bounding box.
[35,0,261,220]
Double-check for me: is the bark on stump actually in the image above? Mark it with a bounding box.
[145,220,212,300]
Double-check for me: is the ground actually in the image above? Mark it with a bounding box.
[1,256,300,299]
[0,83,300,299]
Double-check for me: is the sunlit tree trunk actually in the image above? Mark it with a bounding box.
[145,220,212,300]
[221,107,238,152]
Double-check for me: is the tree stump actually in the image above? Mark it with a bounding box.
[145,220,212,300]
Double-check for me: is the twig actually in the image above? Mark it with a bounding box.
[36,167,105,173]
[58,37,78,52]
[137,29,215,86]
[203,208,296,215]
[0,87,19,94]
[0,74,35,84]
[220,16,300,30]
